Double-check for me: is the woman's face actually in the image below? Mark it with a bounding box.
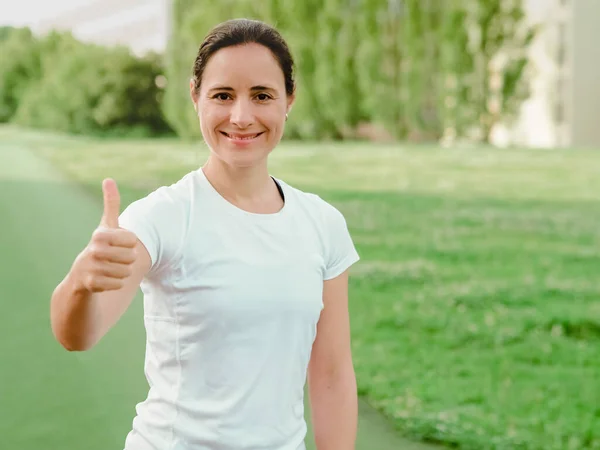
[192,43,294,168]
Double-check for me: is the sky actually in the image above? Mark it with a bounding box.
[0,0,97,27]
[1,0,168,55]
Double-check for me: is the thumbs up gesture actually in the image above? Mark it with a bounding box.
[100,178,122,229]
[72,179,139,293]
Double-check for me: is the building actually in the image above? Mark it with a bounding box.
[32,0,600,148]
[496,0,600,149]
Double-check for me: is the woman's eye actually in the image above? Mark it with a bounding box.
[214,93,230,101]
[256,93,271,101]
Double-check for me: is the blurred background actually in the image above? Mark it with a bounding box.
[1,1,598,449]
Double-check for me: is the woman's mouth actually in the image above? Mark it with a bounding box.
[220,131,264,141]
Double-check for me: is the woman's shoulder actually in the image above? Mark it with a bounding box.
[118,171,201,275]
[277,178,359,277]
[118,170,202,234]
[276,178,347,224]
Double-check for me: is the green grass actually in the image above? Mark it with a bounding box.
[0,125,433,450]
[2,125,600,450]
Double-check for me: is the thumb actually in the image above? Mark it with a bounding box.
[100,178,121,228]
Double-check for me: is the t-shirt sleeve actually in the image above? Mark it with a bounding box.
[322,202,360,280]
[118,187,186,279]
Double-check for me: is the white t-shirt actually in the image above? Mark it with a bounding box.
[118,168,360,450]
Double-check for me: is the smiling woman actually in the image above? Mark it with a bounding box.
[191,21,295,181]
[49,18,361,450]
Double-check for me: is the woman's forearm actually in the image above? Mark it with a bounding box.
[309,367,358,450]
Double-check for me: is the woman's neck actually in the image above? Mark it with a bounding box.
[202,154,282,212]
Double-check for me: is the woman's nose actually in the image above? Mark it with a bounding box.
[229,99,254,128]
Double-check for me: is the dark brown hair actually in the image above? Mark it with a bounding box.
[192,19,295,96]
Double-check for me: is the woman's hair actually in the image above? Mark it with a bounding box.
[192,19,296,97]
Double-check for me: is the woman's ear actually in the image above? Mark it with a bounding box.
[287,92,296,111]
[286,93,295,118]
[190,79,198,112]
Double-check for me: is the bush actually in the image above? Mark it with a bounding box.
[0,28,173,136]
[14,42,172,137]
[0,27,42,122]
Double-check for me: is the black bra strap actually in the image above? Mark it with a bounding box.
[271,177,285,201]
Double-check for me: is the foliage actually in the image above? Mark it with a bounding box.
[0,27,42,122]
[165,0,536,143]
[0,28,172,136]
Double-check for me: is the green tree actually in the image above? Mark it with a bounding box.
[14,42,172,136]
[0,27,42,122]
[164,0,536,143]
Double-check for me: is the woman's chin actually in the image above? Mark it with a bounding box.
[213,147,272,168]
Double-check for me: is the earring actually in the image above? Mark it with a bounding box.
[285,113,289,121]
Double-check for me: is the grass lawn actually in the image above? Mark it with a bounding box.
[2,125,600,449]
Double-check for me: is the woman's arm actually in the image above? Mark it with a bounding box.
[308,269,358,450]
[50,179,151,351]
[51,239,150,351]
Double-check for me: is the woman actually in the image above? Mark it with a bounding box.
[50,18,360,450]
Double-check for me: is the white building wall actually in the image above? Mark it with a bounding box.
[498,0,600,149]
[513,0,561,148]
[570,0,600,149]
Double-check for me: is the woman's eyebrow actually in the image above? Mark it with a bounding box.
[250,85,276,92]
[207,85,277,93]
[207,85,234,92]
